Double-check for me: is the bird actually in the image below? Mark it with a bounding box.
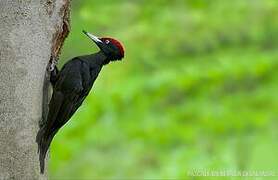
[36,30,125,174]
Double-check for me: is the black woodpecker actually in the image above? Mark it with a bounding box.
[36,30,125,173]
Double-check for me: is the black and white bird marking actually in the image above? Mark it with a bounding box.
[36,30,125,173]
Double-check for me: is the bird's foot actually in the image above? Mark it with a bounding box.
[47,57,58,72]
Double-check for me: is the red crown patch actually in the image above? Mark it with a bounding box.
[101,37,125,57]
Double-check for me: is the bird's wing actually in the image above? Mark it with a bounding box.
[37,73,86,173]
[44,90,64,134]
[46,86,85,137]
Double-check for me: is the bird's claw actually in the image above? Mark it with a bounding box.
[47,58,58,72]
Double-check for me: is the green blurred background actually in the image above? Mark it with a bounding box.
[50,0,278,179]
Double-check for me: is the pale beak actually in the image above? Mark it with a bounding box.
[82,30,103,43]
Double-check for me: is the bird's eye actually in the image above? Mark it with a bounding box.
[105,40,110,44]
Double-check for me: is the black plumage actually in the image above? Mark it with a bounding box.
[36,31,125,173]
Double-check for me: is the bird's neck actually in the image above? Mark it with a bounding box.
[80,51,109,66]
[96,51,110,65]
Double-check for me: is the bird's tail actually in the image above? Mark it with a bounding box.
[36,126,55,174]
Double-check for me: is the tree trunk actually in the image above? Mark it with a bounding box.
[0,0,70,179]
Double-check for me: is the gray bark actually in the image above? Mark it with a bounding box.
[0,0,70,179]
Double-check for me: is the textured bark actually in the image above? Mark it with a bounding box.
[0,0,70,179]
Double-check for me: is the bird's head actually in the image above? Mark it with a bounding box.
[83,30,125,61]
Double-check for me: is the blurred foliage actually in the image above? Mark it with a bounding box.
[50,0,278,179]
